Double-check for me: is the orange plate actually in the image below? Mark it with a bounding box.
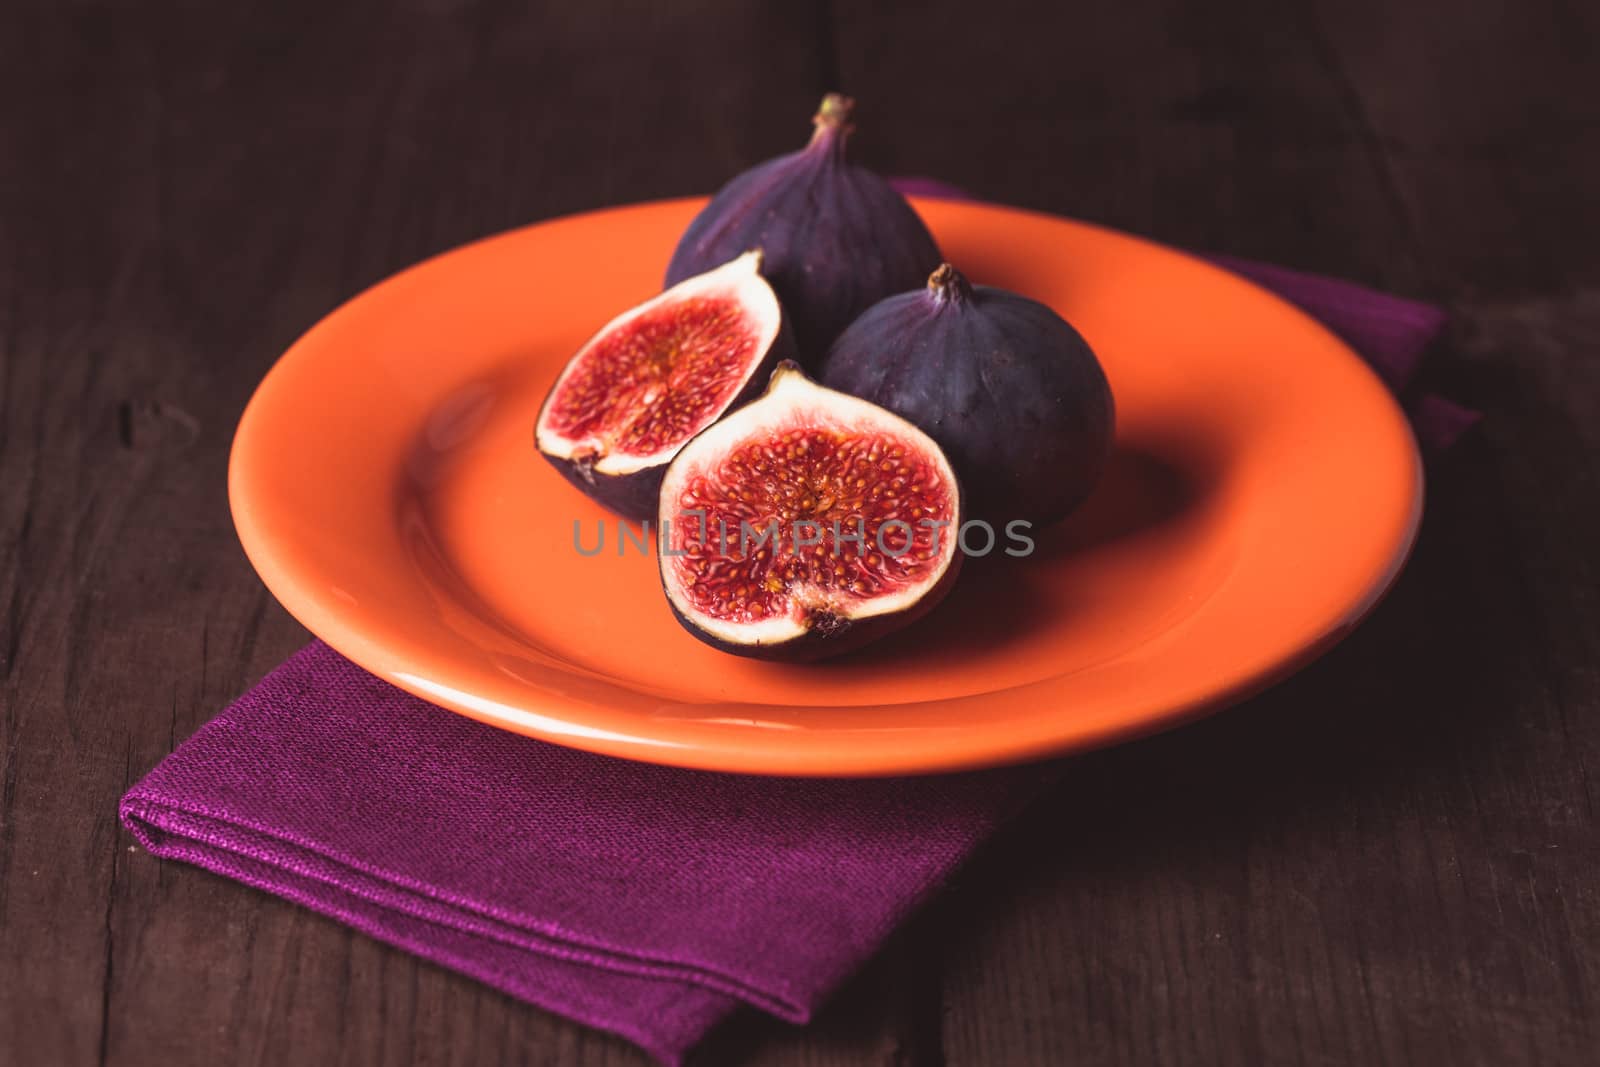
[229,198,1422,777]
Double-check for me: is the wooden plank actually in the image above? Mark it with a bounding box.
[831,0,1424,288]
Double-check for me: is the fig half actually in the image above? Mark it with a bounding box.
[535,251,794,519]
[658,363,963,662]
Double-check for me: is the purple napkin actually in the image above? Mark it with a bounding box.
[1203,254,1478,451]
[122,190,1475,1063]
[122,645,1041,1061]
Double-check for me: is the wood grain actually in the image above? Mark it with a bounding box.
[1,0,1596,1064]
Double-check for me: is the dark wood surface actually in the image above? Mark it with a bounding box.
[3,1,1597,1063]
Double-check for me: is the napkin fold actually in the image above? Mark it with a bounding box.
[1203,254,1478,451]
[122,191,1475,1063]
[122,645,1041,1061]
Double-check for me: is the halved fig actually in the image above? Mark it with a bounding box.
[535,251,793,518]
[658,363,963,661]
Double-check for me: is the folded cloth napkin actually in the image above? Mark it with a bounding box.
[121,191,1475,1064]
[122,644,1044,1061]
[1202,254,1478,451]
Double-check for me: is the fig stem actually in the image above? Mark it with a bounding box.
[814,93,855,128]
[809,93,855,154]
[927,263,973,306]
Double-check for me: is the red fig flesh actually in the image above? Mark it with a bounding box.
[658,364,962,661]
[535,252,793,518]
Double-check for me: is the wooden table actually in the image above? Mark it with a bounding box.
[3,1,1597,1063]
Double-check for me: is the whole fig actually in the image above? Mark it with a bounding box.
[665,94,941,361]
[820,264,1114,528]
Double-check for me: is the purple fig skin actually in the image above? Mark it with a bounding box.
[538,452,670,522]
[664,94,941,363]
[820,264,1115,528]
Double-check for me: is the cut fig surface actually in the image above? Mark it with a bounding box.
[535,251,791,518]
[658,364,963,661]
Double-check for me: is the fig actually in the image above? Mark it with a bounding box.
[535,251,794,519]
[820,263,1114,527]
[658,363,962,662]
[664,94,941,361]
